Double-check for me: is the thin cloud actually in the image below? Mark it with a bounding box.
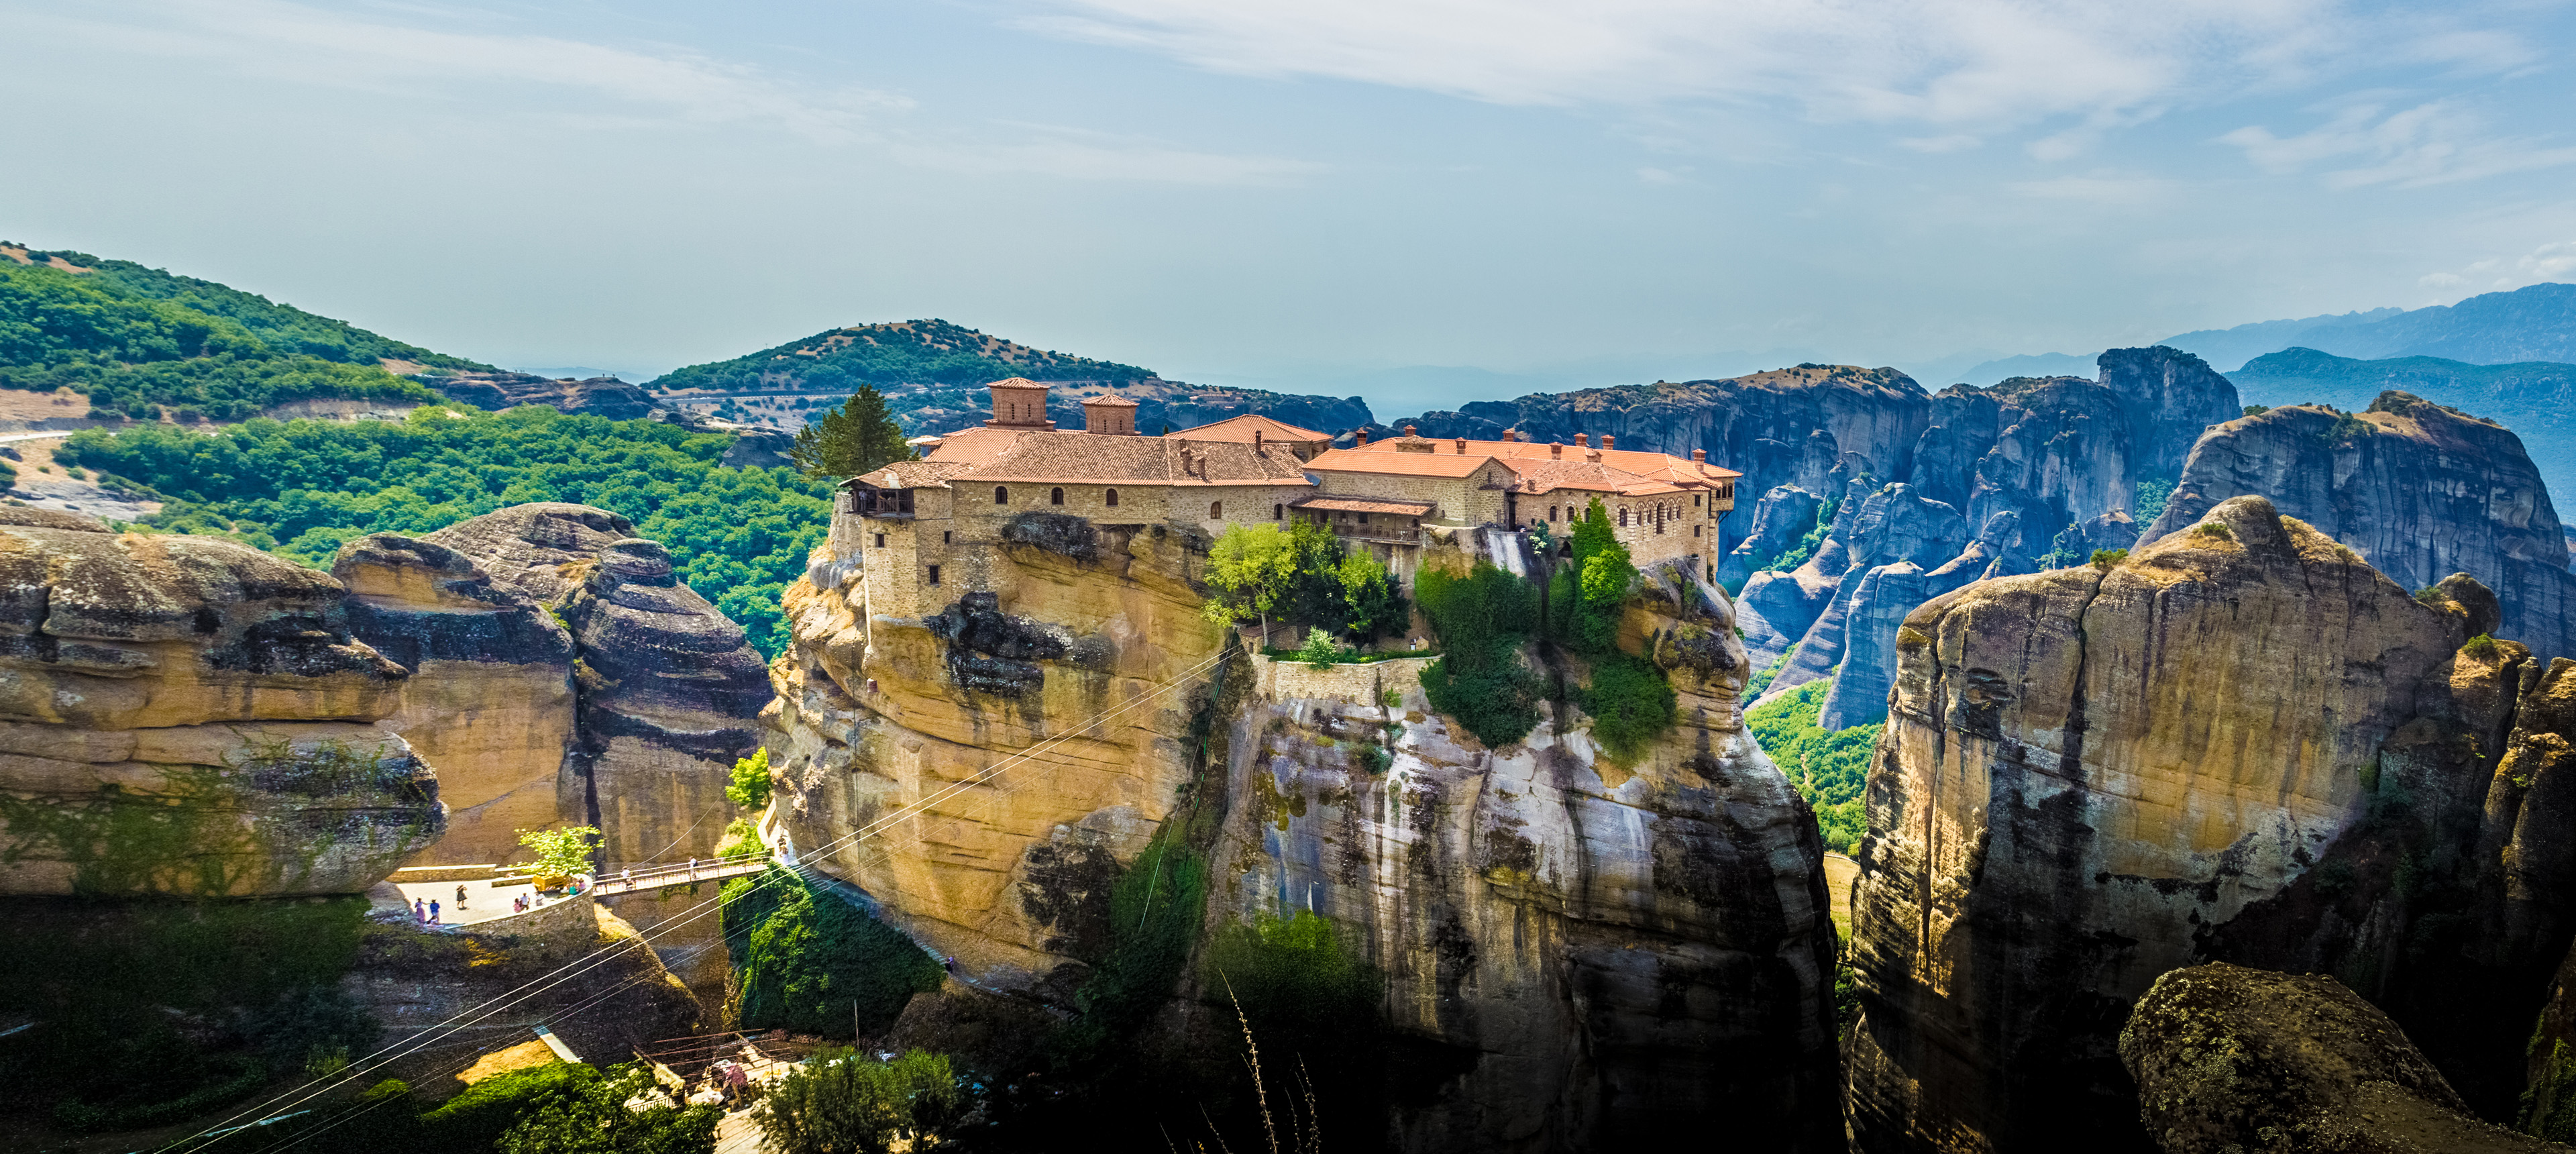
[2004,174,2178,205]
[1018,0,2347,136]
[2222,100,2576,189]
[894,127,1324,186]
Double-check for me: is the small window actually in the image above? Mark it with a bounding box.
[995,486,1010,505]
[1210,501,1223,519]
[1105,488,1119,507]
[1051,486,1065,506]
[1273,503,1283,520]
[1693,525,1701,537]
[1619,508,1629,527]
[943,531,952,544]
[1548,505,1557,521]
[1358,513,1370,525]
[874,533,885,548]
[1693,494,1702,507]
[927,564,941,586]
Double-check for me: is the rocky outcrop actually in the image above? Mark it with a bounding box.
[334,534,577,866]
[421,372,655,420]
[1733,349,2242,729]
[0,507,443,895]
[1718,484,1826,588]
[1843,496,2576,1151]
[763,515,1839,1150]
[2146,391,2574,664]
[2120,962,2563,1154]
[389,504,771,868]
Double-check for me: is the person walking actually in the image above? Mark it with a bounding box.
[413,897,425,922]
[687,857,697,881]
[428,899,441,924]
[622,868,633,890]
[455,883,468,909]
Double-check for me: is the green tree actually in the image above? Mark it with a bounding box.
[1201,523,1299,637]
[1560,496,1637,653]
[488,1062,720,1154]
[755,1048,965,1154]
[727,747,773,812]
[517,825,602,878]
[790,385,915,480]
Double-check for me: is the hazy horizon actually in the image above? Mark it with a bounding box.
[7,0,2573,416]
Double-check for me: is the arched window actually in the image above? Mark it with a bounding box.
[1548,505,1558,521]
[1105,488,1119,507]
[1273,503,1284,520]
[1210,501,1224,519]
[995,486,1009,505]
[1051,486,1065,506]
[1619,507,1629,527]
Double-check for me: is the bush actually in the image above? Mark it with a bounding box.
[1053,831,1206,1064]
[2090,548,2129,570]
[2192,521,2233,541]
[727,747,773,812]
[2465,633,2500,659]
[1582,653,1676,764]
[722,865,944,1038]
[517,825,601,878]
[757,1048,966,1154]
[1416,560,1543,747]
[2132,477,2172,524]
[1292,627,1352,667]
[1747,679,1880,854]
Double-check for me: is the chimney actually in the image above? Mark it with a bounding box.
[1574,433,1588,448]
[1603,434,1615,450]
[1454,437,1467,454]
[1550,440,1562,460]
[1691,448,1707,462]
[1253,428,1265,453]
[1502,429,1517,442]
[1404,424,1418,437]
[1356,429,1370,447]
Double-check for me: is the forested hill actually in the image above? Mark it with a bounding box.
[0,241,489,420]
[651,318,1152,392]
[652,317,1377,437]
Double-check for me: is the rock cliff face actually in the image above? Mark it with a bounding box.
[334,533,578,866]
[421,371,656,419]
[1731,349,2239,729]
[0,507,443,896]
[1843,496,2576,1151]
[763,514,1839,1150]
[2120,963,2562,1154]
[2147,391,2574,664]
[373,503,771,868]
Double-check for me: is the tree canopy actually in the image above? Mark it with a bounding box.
[56,406,834,656]
[790,385,915,480]
[651,318,1150,393]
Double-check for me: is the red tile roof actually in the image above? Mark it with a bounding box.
[1167,413,1334,443]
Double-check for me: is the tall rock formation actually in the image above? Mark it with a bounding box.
[337,505,769,870]
[0,507,443,896]
[2147,391,2574,664]
[333,533,577,866]
[1730,349,2239,730]
[763,511,1840,1151]
[1844,495,2576,1151]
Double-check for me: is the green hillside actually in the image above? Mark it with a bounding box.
[0,242,487,420]
[2233,347,2576,500]
[650,318,1152,393]
[59,407,832,657]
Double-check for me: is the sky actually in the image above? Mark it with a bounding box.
[5,0,2575,414]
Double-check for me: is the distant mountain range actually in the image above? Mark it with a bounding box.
[2232,348,2576,500]
[1957,282,2576,383]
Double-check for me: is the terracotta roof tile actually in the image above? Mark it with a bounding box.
[1306,448,1490,478]
[1291,496,1436,515]
[1168,413,1334,443]
[961,432,1313,486]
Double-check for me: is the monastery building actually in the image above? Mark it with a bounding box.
[837,378,1738,617]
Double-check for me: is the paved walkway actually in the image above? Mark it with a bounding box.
[390,876,541,927]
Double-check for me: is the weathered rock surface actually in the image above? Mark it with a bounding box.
[1843,496,2576,1151]
[421,371,656,420]
[763,515,1839,1151]
[0,507,443,896]
[1739,349,2242,729]
[2120,962,2565,1154]
[2147,391,2574,664]
[410,503,770,868]
[335,533,577,866]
